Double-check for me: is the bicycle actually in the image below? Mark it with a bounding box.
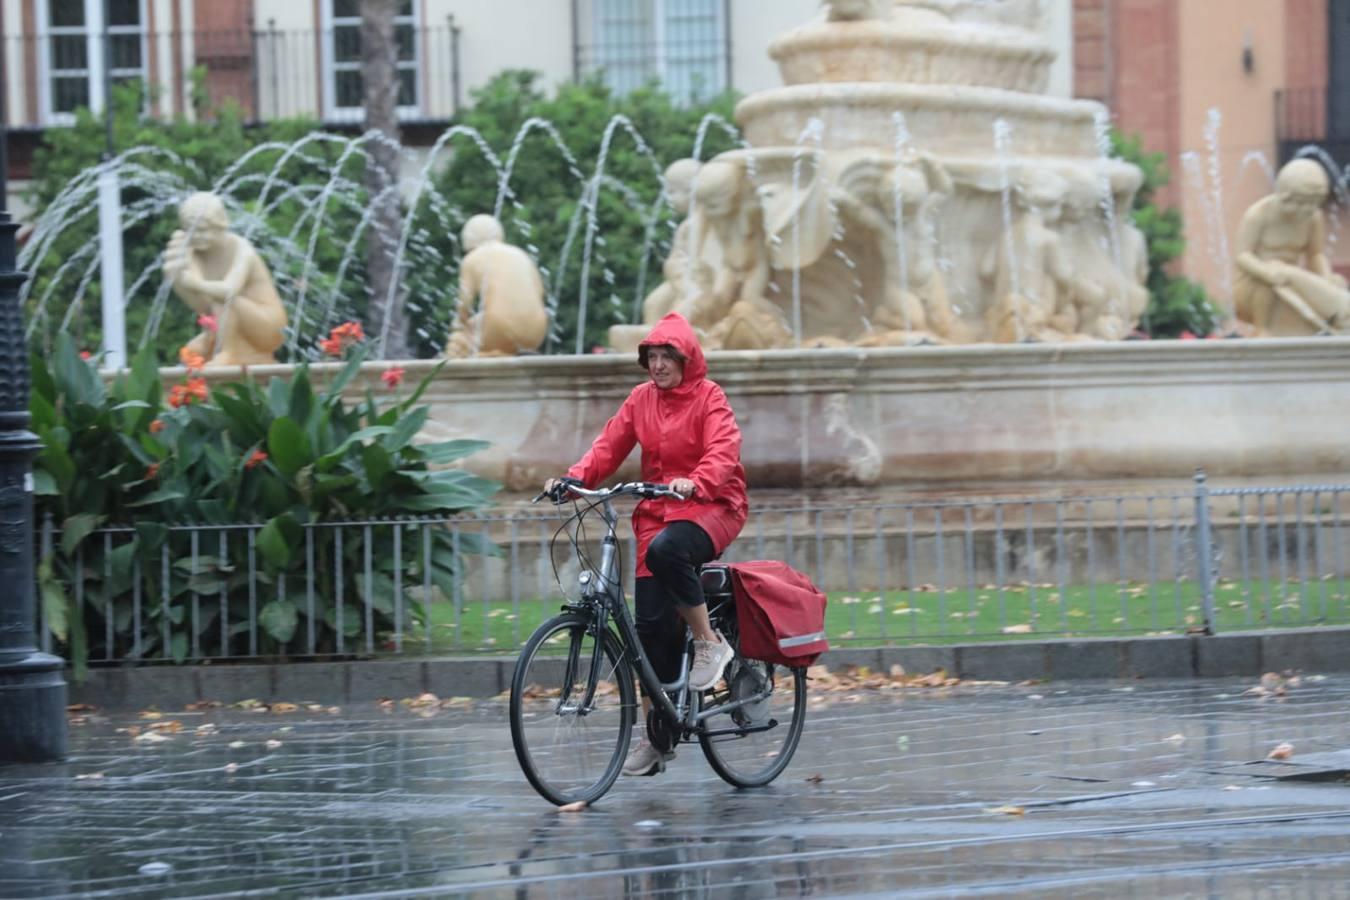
[509,481,808,806]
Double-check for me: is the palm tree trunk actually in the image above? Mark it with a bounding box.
[361,0,409,359]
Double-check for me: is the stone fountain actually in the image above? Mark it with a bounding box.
[64,0,1350,493]
[611,0,1148,352]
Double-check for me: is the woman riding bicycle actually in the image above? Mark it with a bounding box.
[544,311,748,776]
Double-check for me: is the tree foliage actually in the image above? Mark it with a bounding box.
[1110,130,1221,337]
[408,71,741,355]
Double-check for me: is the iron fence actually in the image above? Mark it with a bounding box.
[35,471,1350,665]
[3,23,463,130]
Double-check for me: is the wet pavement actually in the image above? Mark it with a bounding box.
[4,675,1350,898]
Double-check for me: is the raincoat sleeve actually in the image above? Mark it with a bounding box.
[689,387,743,498]
[566,389,640,488]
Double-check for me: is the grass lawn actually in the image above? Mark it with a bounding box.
[390,577,1350,655]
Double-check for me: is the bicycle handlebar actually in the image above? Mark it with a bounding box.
[532,481,687,504]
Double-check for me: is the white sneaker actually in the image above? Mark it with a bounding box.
[622,738,674,776]
[690,630,735,690]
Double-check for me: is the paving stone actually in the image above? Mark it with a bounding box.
[1195,633,1263,677]
[1044,639,1127,680]
[1261,629,1350,674]
[955,641,1046,681]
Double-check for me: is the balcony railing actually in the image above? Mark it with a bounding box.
[1274,86,1350,167]
[2,23,463,131]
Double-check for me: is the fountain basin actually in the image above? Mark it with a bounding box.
[769,21,1053,93]
[168,338,1350,493]
[737,83,1104,157]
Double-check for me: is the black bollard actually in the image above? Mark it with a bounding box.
[0,86,68,764]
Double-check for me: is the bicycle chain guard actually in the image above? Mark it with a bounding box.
[646,706,679,753]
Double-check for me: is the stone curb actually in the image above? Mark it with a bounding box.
[67,627,1350,711]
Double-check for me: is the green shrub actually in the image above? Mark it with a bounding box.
[1111,130,1222,337]
[31,331,498,676]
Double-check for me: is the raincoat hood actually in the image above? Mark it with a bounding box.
[638,312,707,387]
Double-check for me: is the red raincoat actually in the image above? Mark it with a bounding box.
[567,313,748,577]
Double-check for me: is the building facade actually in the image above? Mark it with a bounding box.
[1076,0,1350,291]
[2,1,1078,211]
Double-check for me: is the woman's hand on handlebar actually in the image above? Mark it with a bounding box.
[670,478,696,499]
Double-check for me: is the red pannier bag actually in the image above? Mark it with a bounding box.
[726,561,829,668]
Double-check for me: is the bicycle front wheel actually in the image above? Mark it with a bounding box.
[509,613,635,806]
[699,659,807,788]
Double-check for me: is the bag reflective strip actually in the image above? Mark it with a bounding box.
[779,631,826,649]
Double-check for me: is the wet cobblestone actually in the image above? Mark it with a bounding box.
[4,676,1350,897]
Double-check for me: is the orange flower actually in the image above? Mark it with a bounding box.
[167,377,209,408]
[333,321,365,342]
[321,321,367,358]
[179,347,207,371]
[245,449,268,470]
[149,419,166,434]
[380,366,405,389]
[145,463,160,480]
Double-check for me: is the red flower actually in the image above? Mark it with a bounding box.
[145,463,160,480]
[149,419,166,434]
[333,321,365,342]
[381,366,406,389]
[79,350,92,361]
[197,314,219,333]
[1178,331,1197,341]
[245,449,268,470]
[321,321,366,358]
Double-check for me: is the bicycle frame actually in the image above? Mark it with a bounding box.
[561,492,778,741]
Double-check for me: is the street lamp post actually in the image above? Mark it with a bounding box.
[0,45,69,764]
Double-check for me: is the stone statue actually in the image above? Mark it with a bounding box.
[1053,171,1136,340]
[162,192,287,367]
[678,160,794,350]
[823,0,892,21]
[834,153,969,345]
[642,159,715,324]
[980,169,1085,343]
[1234,159,1350,336]
[445,215,549,358]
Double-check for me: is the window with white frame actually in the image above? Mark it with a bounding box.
[324,0,421,122]
[39,0,147,123]
[592,0,726,104]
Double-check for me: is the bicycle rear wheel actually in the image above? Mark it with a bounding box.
[509,612,635,806]
[698,658,806,788]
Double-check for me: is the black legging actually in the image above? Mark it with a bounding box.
[635,521,716,688]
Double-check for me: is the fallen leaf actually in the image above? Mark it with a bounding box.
[231,699,264,711]
[557,801,588,812]
[228,740,246,749]
[270,703,299,714]
[66,703,98,713]
[184,700,222,711]
[1267,742,1295,761]
[805,773,825,784]
[1002,624,1033,634]
[134,731,169,743]
[138,711,163,720]
[223,762,239,774]
[265,739,283,750]
[986,805,1026,816]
